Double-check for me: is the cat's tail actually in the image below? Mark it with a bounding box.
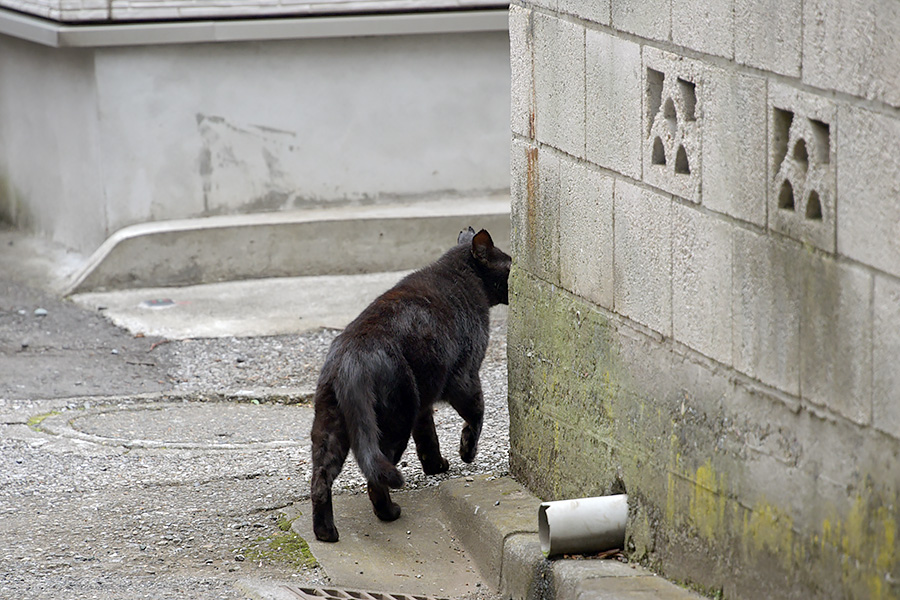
[333,352,405,489]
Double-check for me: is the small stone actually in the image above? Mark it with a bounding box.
[34,308,48,317]
[111,349,119,355]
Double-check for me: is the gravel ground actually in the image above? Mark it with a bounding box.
[156,312,510,494]
[0,280,509,600]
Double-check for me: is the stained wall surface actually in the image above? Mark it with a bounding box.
[507,2,900,598]
[0,9,510,254]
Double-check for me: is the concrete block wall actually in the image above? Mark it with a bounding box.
[508,1,900,598]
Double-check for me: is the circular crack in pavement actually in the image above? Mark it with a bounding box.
[37,400,314,450]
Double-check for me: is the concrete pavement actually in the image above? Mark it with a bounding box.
[70,272,412,339]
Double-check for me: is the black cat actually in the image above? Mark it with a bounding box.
[309,228,511,542]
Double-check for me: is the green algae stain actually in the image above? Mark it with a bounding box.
[742,500,795,564]
[821,494,899,600]
[689,460,726,542]
[27,411,59,431]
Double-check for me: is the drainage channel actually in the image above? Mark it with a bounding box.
[283,586,449,600]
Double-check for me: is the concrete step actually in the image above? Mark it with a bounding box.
[70,271,413,339]
[65,195,510,294]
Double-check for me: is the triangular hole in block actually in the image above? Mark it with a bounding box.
[652,137,666,165]
[663,98,677,136]
[806,190,823,220]
[675,145,690,174]
[779,179,795,211]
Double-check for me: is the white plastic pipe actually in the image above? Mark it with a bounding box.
[538,494,628,557]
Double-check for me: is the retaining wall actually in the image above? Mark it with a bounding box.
[0,5,510,255]
[507,1,900,598]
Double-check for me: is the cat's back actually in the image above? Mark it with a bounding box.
[335,246,487,354]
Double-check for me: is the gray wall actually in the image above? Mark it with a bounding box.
[508,1,900,598]
[0,13,510,254]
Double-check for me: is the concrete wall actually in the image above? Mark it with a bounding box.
[0,10,510,254]
[508,1,900,598]
[1,0,503,22]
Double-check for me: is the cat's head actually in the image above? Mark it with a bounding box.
[469,229,511,306]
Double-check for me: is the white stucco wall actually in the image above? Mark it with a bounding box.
[0,10,511,253]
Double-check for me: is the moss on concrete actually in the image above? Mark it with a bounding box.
[507,266,900,599]
[241,514,317,570]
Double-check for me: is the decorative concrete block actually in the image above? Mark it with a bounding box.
[509,4,533,139]
[558,159,614,310]
[803,0,900,109]
[611,0,670,42]
[672,204,732,364]
[701,66,767,226]
[734,0,801,77]
[767,83,837,253]
[837,105,900,280]
[643,47,704,203]
[511,140,560,284]
[532,12,585,158]
[585,29,642,180]
[672,0,733,58]
[558,0,609,25]
[613,180,672,336]
[873,275,900,438]
[800,254,872,425]
[732,228,801,396]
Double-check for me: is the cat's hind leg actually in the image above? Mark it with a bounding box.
[367,407,408,522]
[367,481,402,522]
[310,404,350,543]
[412,406,449,475]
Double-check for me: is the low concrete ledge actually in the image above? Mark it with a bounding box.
[438,475,706,600]
[0,6,509,47]
[439,475,542,591]
[65,196,511,294]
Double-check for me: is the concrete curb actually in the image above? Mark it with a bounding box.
[437,475,706,600]
[65,196,511,294]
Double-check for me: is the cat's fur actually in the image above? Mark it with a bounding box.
[309,228,511,542]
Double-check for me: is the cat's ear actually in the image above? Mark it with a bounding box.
[471,229,494,263]
[458,226,476,245]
